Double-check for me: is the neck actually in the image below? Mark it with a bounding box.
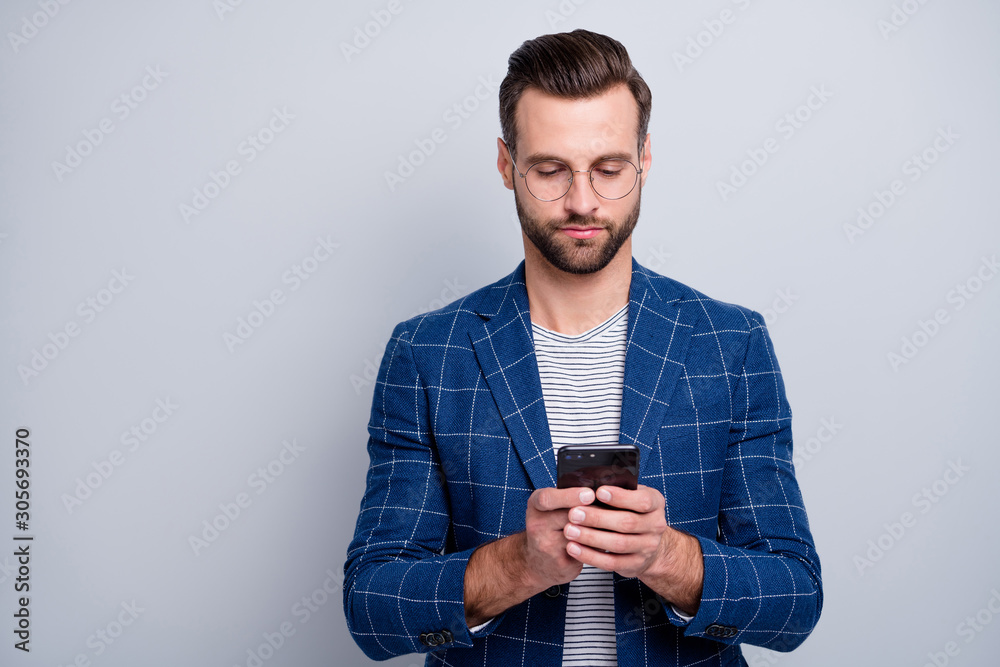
[523,238,632,336]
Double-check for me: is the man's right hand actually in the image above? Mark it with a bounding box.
[520,486,596,590]
[464,486,596,627]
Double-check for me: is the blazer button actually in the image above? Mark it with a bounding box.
[543,585,561,598]
[420,630,453,647]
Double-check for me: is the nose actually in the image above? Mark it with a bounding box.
[562,170,600,217]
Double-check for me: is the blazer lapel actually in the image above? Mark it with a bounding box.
[620,260,699,480]
[467,260,699,489]
[468,263,557,490]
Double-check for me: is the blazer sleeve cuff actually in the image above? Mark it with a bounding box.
[677,535,821,649]
[407,547,508,652]
[345,545,510,658]
[677,536,741,642]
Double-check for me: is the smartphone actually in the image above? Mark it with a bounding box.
[556,444,639,509]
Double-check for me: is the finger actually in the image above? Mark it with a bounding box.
[565,540,644,574]
[563,523,651,555]
[595,484,663,514]
[525,508,570,535]
[567,504,660,535]
[530,486,596,512]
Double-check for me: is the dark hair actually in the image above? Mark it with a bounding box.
[499,29,652,157]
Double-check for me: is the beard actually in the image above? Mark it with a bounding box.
[514,186,641,275]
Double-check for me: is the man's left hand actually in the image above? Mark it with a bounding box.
[562,484,703,616]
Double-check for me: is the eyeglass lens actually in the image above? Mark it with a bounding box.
[524,160,638,201]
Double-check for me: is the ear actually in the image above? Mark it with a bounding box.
[497,137,515,191]
[639,133,652,188]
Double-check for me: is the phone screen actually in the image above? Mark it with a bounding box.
[556,445,639,494]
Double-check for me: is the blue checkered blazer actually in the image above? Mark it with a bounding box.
[344,260,822,666]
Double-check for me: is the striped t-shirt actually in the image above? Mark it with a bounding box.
[532,304,628,667]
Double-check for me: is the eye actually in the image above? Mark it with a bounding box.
[594,161,626,178]
[531,162,569,179]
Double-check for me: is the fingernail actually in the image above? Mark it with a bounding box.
[565,524,581,538]
[579,489,594,504]
[596,488,612,502]
[569,508,586,523]
[567,542,581,556]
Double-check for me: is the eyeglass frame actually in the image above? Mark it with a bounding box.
[506,141,646,202]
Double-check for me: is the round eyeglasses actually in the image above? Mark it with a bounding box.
[510,147,644,202]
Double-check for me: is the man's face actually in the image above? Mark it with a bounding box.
[498,84,651,275]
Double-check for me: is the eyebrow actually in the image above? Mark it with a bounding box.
[520,150,636,165]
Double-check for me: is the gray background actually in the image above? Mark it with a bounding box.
[2,1,998,665]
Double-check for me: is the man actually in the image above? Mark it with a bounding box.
[344,29,822,666]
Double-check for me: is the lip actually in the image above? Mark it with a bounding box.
[561,227,603,240]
